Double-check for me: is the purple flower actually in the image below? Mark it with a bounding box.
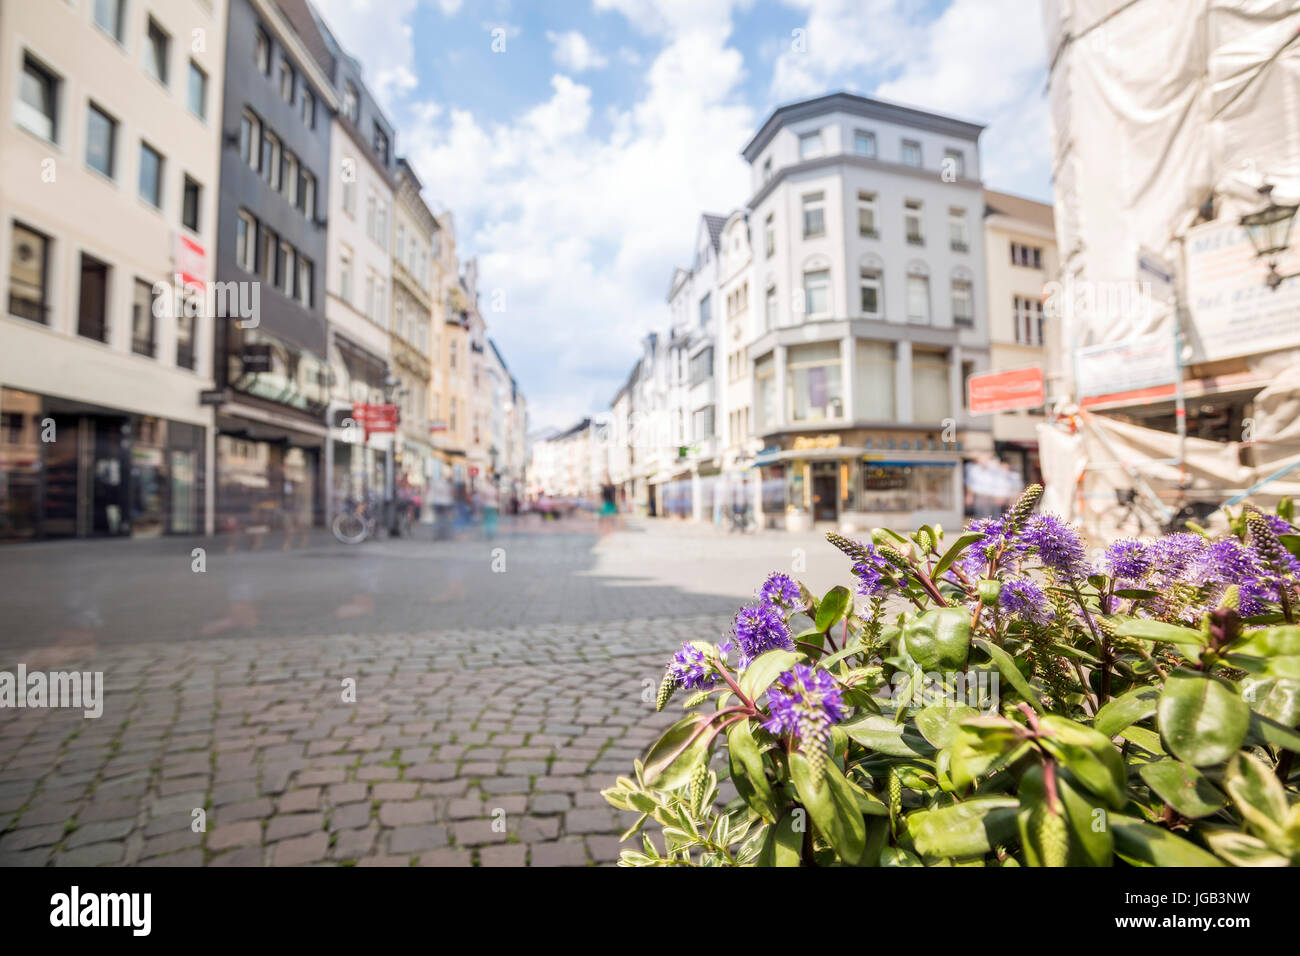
[851,546,894,598]
[1021,514,1090,581]
[1193,539,1275,615]
[732,602,794,668]
[960,516,1021,578]
[1105,539,1151,582]
[1264,514,1295,535]
[762,664,846,742]
[665,642,720,691]
[998,579,1052,623]
[1150,533,1209,583]
[759,572,804,608]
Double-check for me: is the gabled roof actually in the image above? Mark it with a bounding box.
[983,189,1055,231]
[702,213,727,251]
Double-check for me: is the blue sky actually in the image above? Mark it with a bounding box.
[313,0,1053,431]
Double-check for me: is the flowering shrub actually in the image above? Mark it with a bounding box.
[602,486,1300,866]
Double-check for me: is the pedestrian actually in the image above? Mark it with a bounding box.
[599,475,617,532]
[481,482,499,539]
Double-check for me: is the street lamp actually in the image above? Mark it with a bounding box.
[1239,183,1300,290]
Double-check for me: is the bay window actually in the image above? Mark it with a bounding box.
[854,341,895,420]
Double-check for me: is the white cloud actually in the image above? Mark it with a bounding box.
[311,0,419,112]
[433,0,462,13]
[401,12,756,428]
[546,29,609,73]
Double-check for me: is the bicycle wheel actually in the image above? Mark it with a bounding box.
[332,511,368,545]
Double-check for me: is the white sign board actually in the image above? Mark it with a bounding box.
[1184,219,1300,362]
[1075,333,1178,399]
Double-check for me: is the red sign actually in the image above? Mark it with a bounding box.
[469,467,479,477]
[174,233,207,287]
[352,403,399,434]
[968,366,1045,414]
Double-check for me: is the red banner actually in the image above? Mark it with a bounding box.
[352,403,399,433]
[968,366,1045,414]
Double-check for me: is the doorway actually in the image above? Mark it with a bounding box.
[811,462,839,523]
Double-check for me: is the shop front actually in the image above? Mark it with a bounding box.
[755,429,964,532]
[1,387,207,541]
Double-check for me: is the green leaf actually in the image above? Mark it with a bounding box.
[879,845,924,866]
[1113,588,1160,600]
[1039,715,1127,810]
[902,606,972,671]
[841,714,936,757]
[1249,710,1300,754]
[1093,686,1160,738]
[1234,624,1300,657]
[814,585,853,633]
[1157,670,1250,767]
[973,637,1044,712]
[757,810,803,867]
[906,797,1018,858]
[1198,827,1293,867]
[641,714,714,790]
[789,753,866,863]
[1110,815,1225,867]
[1113,616,1208,647]
[914,703,979,749]
[1139,760,1227,818]
[932,531,986,580]
[1224,751,1290,838]
[726,719,778,823]
[739,649,800,702]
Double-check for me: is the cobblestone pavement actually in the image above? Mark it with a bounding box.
[0,519,851,866]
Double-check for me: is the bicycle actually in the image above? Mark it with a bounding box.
[332,495,379,544]
[1113,487,1219,536]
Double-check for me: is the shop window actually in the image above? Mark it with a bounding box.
[786,342,842,422]
[861,464,912,512]
[912,347,951,422]
[855,341,895,420]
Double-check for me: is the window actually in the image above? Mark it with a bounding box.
[689,347,713,386]
[78,254,111,342]
[948,208,969,252]
[138,142,163,208]
[261,130,281,190]
[961,361,975,410]
[786,342,842,422]
[255,26,271,75]
[859,268,882,317]
[182,176,201,232]
[904,200,924,245]
[93,0,126,42]
[300,169,316,220]
[944,148,966,179]
[912,348,951,422]
[396,225,406,262]
[366,193,376,238]
[906,272,930,323]
[282,152,298,206]
[802,192,825,239]
[901,139,922,166]
[699,292,712,330]
[177,307,196,370]
[145,18,170,86]
[1014,295,1045,345]
[18,54,59,142]
[259,225,278,286]
[240,110,260,170]
[857,191,878,238]
[279,57,295,103]
[301,88,316,129]
[342,161,356,216]
[339,247,353,304]
[376,201,388,250]
[692,406,715,442]
[131,278,156,357]
[854,129,877,158]
[798,130,823,160]
[855,341,895,420]
[764,213,775,258]
[8,222,51,324]
[765,285,778,331]
[1012,242,1043,269]
[755,353,776,430]
[762,157,773,183]
[373,125,390,165]
[343,82,359,125]
[277,241,296,298]
[188,61,207,119]
[802,268,831,319]
[86,102,117,178]
[952,278,974,327]
[236,211,256,271]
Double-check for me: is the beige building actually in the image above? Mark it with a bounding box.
[0,0,226,539]
[391,157,435,502]
[981,189,1057,484]
[428,213,470,488]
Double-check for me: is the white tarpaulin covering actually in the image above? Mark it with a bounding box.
[1043,0,1300,391]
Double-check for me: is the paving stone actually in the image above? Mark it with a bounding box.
[329,802,371,831]
[54,843,126,866]
[272,832,329,865]
[479,844,527,867]
[265,813,323,842]
[388,825,450,854]
[207,821,262,851]
[65,818,136,848]
[529,841,589,867]
[377,802,433,827]
[418,848,472,867]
